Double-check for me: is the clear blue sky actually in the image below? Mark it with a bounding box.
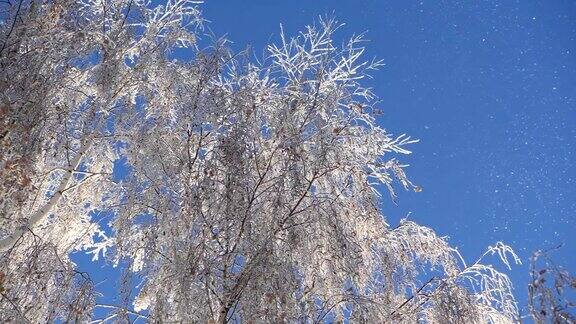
[77,0,576,320]
[199,0,575,316]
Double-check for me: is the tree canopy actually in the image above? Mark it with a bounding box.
[1,1,521,322]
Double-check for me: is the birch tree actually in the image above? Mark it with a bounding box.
[528,246,575,324]
[0,1,521,323]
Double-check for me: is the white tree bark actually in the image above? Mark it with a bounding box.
[0,137,92,253]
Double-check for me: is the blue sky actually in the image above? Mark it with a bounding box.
[77,0,575,320]
[199,0,575,317]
